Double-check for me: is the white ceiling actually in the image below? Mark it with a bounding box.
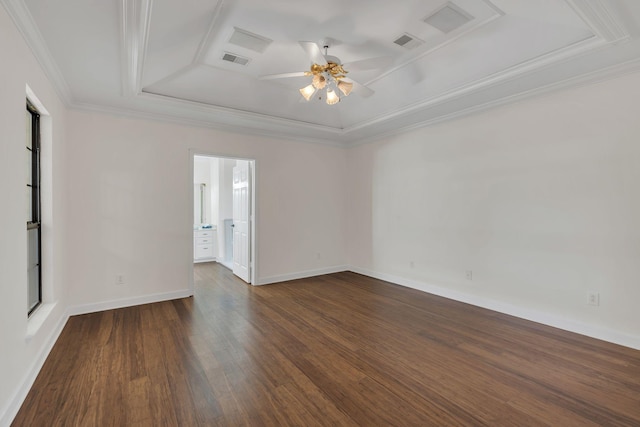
[5,0,640,144]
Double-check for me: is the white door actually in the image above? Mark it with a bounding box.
[232,160,251,283]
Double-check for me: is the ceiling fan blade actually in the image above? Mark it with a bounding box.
[346,78,375,98]
[343,56,393,72]
[299,41,327,65]
[259,71,308,80]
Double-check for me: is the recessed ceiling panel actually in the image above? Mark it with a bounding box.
[228,27,273,53]
[424,3,474,33]
[147,0,596,131]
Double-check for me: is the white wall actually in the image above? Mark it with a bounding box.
[347,71,640,348]
[4,0,640,422]
[0,5,69,425]
[1,2,347,416]
[64,110,348,307]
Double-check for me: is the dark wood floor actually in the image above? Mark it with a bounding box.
[13,263,640,426]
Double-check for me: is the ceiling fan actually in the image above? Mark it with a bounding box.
[259,40,391,105]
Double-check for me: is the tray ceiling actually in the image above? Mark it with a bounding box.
[4,0,640,144]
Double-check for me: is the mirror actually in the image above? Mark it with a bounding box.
[194,183,206,225]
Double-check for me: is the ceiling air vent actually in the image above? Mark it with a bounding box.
[424,2,473,33]
[228,27,272,53]
[393,33,424,50]
[222,52,250,66]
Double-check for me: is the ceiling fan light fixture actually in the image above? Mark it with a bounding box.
[326,89,340,105]
[299,84,317,101]
[337,80,353,96]
[264,41,375,105]
[312,74,327,89]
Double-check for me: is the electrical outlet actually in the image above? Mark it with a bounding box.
[116,275,125,286]
[409,261,415,268]
[316,252,322,260]
[465,270,473,280]
[587,291,600,306]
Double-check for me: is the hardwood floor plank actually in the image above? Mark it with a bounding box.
[12,263,640,426]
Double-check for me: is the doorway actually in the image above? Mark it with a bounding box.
[190,153,256,288]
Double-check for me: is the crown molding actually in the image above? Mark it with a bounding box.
[1,0,73,105]
[125,0,626,144]
[119,0,152,96]
[345,56,640,146]
[74,50,640,149]
[137,90,344,135]
[565,0,630,42]
[70,97,346,148]
[193,0,225,64]
[344,34,603,135]
[5,0,638,147]
[343,0,631,141]
[127,23,611,145]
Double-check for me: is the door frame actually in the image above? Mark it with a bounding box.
[188,150,257,293]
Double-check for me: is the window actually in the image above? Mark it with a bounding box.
[26,101,42,316]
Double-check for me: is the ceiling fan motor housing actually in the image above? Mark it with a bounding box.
[324,54,341,65]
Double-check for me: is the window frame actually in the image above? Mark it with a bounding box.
[27,100,42,316]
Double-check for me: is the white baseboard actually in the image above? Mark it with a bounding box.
[219,260,233,270]
[349,266,640,351]
[194,257,216,264]
[0,309,69,427]
[67,289,194,316]
[5,267,635,427]
[258,265,348,286]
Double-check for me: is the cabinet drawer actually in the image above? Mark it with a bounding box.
[195,230,214,238]
[195,237,212,245]
[195,245,214,259]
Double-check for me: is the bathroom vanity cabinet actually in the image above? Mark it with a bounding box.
[194,228,217,262]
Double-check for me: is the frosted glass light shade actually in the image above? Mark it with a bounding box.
[326,89,339,105]
[312,74,326,89]
[338,80,353,96]
[299,84,317,101]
